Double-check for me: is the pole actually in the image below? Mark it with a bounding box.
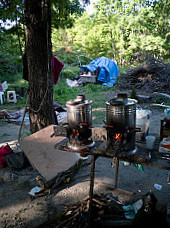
[114,158,119,190]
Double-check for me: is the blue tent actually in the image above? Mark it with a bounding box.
[81,57,119,87]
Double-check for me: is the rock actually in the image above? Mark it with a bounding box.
[3,172,18,182]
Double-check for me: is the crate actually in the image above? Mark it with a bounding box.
[79,74,97,83]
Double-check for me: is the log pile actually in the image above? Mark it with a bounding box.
[55,193,132,228]
[119,57,170,92]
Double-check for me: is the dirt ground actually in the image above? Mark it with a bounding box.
[0,91,169,228]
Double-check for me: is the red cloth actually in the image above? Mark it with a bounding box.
[0,82,3,91]
[0,145,13,168]
[52,56,64,84]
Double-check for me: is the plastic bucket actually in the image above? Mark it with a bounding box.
[145,135,155,150]
[136,109,151,140]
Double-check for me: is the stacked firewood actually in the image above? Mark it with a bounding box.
[119,57,170,92]
[55,193,132,228]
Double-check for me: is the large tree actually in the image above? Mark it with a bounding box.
[24,0,55,133]
[24,0,89,132]
[1,0,89,133]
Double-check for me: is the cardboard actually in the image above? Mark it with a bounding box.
[20,125,79,181]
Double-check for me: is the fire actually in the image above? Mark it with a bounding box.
[72,129,79,136]
[114,133,122,142]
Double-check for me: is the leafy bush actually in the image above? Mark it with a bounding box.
[0,51,22,82]
[53,47,79,66]
[0,33,22,83]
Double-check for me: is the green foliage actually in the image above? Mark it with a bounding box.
[52,0,170,65]
[53,79,78,104]
[61,66,80,79]
[51,0,89,29]
[85,84,108,94]
[53,47,79,65]
[0,32,22,82]
[0,0,89,85]
[1,0,169,93]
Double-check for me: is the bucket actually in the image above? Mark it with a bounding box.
[145,135,155,150]
[136,109,151,140]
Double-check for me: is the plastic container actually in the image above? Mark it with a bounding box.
[164,109,170,120]
[145,135,155,150]
[159,137,170,153]
[136,109,151,140]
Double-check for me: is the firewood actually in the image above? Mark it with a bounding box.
[119,56,170,92]
[92,198,107,207]
[56,212,79,228]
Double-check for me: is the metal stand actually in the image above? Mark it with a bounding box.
[88,155,98,226]
[114,158,119,190]
[88,155,120,225]
[87,156,133,225]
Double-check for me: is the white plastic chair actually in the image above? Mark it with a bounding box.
[7,91,17,103]
[0,81,7,105]
[0,91,4,104]
[2,81,8,91]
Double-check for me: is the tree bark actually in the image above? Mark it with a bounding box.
[24,0,55,133]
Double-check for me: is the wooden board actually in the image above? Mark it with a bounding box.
[79,74,97,83]
[20,125,79,181]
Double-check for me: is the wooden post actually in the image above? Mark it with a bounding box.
[114,158,119,190]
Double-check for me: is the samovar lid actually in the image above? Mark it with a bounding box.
[106,93,137,106]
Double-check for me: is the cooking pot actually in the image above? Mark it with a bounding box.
[106,93,138,130]
[66,95,92,129]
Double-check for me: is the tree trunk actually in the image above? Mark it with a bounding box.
[110,30,117,63]
[24,0,55,133]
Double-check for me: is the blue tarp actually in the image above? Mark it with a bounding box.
[81,57,119,87]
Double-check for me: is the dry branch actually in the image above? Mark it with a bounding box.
[119,56,170,92]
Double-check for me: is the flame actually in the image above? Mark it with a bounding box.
[72,129,79,136]
[113,133,122,142]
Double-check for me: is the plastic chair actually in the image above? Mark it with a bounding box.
[0,81,8,105]
[2,81,8,91]
[7,91,17,103]
[0,91,4,105]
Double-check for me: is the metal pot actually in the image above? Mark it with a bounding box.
[106,94,138,130]
[66,95,92,129]
[106,93,138,156]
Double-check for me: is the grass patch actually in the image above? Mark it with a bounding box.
[3,97,27,111]
[92,110,105,126]
[61,65,80,79]
[54,79,79,105]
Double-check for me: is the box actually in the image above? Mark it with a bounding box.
[79,74,97,83]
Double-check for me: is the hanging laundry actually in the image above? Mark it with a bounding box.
[52,56,64,84]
